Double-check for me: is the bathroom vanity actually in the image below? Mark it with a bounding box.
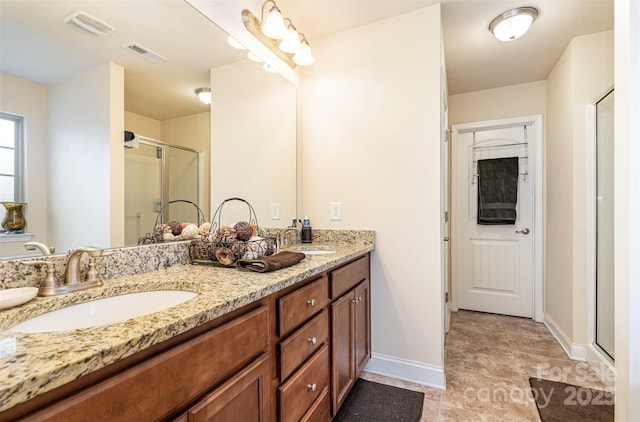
[0,238,373,421]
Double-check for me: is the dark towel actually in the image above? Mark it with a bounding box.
[236,251,306,273]
[477,157,519,225]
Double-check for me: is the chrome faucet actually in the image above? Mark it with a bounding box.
[276,227,300,253]
[24,241,55,255]
[64,247,103,286]
[21,246,112,296]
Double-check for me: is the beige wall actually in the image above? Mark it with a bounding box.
[48,63,124,251]
[0,72,49,257]
[302,5,444,385]
[448,81,546,126]
[124,111,161,140]
[211,60,297,228]
[546,31,614,350]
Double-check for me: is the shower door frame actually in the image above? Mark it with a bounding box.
[585,88,616,388]
[124,136,200,244]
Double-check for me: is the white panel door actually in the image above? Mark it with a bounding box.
[452,121,535,318]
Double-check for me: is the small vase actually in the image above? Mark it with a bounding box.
[1,202,27,233]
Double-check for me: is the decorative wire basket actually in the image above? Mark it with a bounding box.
[138,199,206,245]
[189,197,276,266]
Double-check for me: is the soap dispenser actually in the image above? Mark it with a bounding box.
[301,216,312,243]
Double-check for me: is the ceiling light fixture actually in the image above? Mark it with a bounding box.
[195,88,211,105]
[489,7,538,42]
[241,1,314,68]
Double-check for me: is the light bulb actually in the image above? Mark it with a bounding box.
[261,6,287,39]
[489,7,538,42]
[293,42,314,66]
[279,27,302,54]
[195,88,211,105]
[492,15,534,41]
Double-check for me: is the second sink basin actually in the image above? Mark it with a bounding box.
[9,290,197,333]
[288,246,336,255]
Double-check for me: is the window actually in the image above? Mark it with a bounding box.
[0,112,24,203]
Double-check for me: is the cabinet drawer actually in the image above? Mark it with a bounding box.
[278,276,329,336]
[279,309,329,380]
[330,255,369,299]
[184,354,270,422]
[279,344,330,422]
[25,306,270,422]
[300,386,330,422]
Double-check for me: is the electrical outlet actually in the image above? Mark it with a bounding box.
[330,202,342,221]
[271,203,280,220]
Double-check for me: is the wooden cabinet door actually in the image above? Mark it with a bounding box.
[185,354,270,422]
[354,280,371,376]
[330,291,355,415]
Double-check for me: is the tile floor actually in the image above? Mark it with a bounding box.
[361,310,610,421]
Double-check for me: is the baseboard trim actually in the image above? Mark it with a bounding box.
[544,314,586,361]
[586,343,616,389]
[364,353,446,389]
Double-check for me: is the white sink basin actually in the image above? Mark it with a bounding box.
[9,290,197,333]
[289,246,336,255]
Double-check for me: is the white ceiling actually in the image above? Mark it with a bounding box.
[281,0,614,95]
[0,0,614,121]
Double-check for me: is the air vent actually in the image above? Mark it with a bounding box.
[63,11,115,37]
[122,42,168,64]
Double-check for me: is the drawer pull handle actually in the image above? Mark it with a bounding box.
[307,383,317,392]
[308,336,317,345]
[307,299,316,307]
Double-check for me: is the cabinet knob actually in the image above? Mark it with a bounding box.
[306,383,317,392]
[307,299,316,307]
[308,337,317,345]
[352,297,362,304]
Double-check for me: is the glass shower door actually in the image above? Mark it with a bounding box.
[124,139,199,245]
[595,89,614,359]
[124,143,162,246]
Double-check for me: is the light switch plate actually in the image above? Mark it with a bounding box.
[330,202,342,221]
[271,203,280,220]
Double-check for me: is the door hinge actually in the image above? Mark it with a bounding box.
[156,147,162,159]
[445,292,449,303]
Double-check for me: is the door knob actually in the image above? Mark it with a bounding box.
[515,228,530,235]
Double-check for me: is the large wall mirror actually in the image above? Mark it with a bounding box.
[0,0,297,258]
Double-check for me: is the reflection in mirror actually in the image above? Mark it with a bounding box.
[0,0,297,258]
[595,89,614,360]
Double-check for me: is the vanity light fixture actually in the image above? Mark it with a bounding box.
[293,36,315,66]
[227,36,246,50]
[263,63,278,73]
[489,7,538,41]
[241,1,314,68]
[195,88,211,105]
[261,2,287,39]
[279,22,302,53]
[247,51,263,63]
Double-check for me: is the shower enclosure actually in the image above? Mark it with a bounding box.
[124,137,200,245]
[595,89,614,360]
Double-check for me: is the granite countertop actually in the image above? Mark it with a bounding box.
[0,241,373,412]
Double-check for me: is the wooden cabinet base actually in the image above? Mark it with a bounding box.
[181,354,270,422]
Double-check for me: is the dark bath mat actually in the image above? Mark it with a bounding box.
[334,379,424,422]
[529,378,614,422]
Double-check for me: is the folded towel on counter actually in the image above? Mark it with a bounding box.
[477,157,519,225]
[236,251,306,273]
